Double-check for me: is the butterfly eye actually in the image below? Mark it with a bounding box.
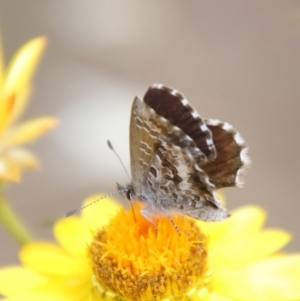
[126,189,132,201]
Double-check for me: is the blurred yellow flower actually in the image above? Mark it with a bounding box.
[0,36,58,182]
[0,196,300,301]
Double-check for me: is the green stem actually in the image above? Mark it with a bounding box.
[0,196,32,245]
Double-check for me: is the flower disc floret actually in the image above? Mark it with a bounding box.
[88,205,208,301]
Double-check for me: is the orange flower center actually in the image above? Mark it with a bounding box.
[88,203,208,301]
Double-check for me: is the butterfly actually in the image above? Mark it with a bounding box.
[119,84,250,229]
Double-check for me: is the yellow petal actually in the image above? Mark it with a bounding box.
[0,34,3,88]
[89,286,116,301]
[81,194,121,230]
[212,265,300,301]
[19,242,89,276]
[218,206,266,241]
[0,94,15,134]
[0,148,39,182]
[6,147,39,169]
[31,277,91,301]
[89,287,104,301]
[2,294,83,301]
[212,268,267,301]
[197,206,266,241]
[3,36,46,92]
[199,292,233,301]
[1,37,46,122]
[249,254,300,279]
[54,216,92,256]
[211,230,291,268]
[0,156,20,181]
[4,117,58,147]
[1,84,31,131]
[189,286,233,301]
[0,266,48,296]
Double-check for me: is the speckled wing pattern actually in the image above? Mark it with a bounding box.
[128,84,250,222]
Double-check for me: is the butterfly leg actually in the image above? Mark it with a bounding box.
[140,208,158,233]
[160,207,181,236]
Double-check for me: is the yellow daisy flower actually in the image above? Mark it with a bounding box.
[0,195,300,301]
[0,36,58,182]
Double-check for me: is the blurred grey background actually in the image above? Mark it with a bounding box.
[0,1,300,265]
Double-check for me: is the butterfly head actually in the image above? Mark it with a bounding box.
[116,183,134,202]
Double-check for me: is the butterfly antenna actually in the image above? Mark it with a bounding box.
[107,140,131,182]
[65,190,126,217]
